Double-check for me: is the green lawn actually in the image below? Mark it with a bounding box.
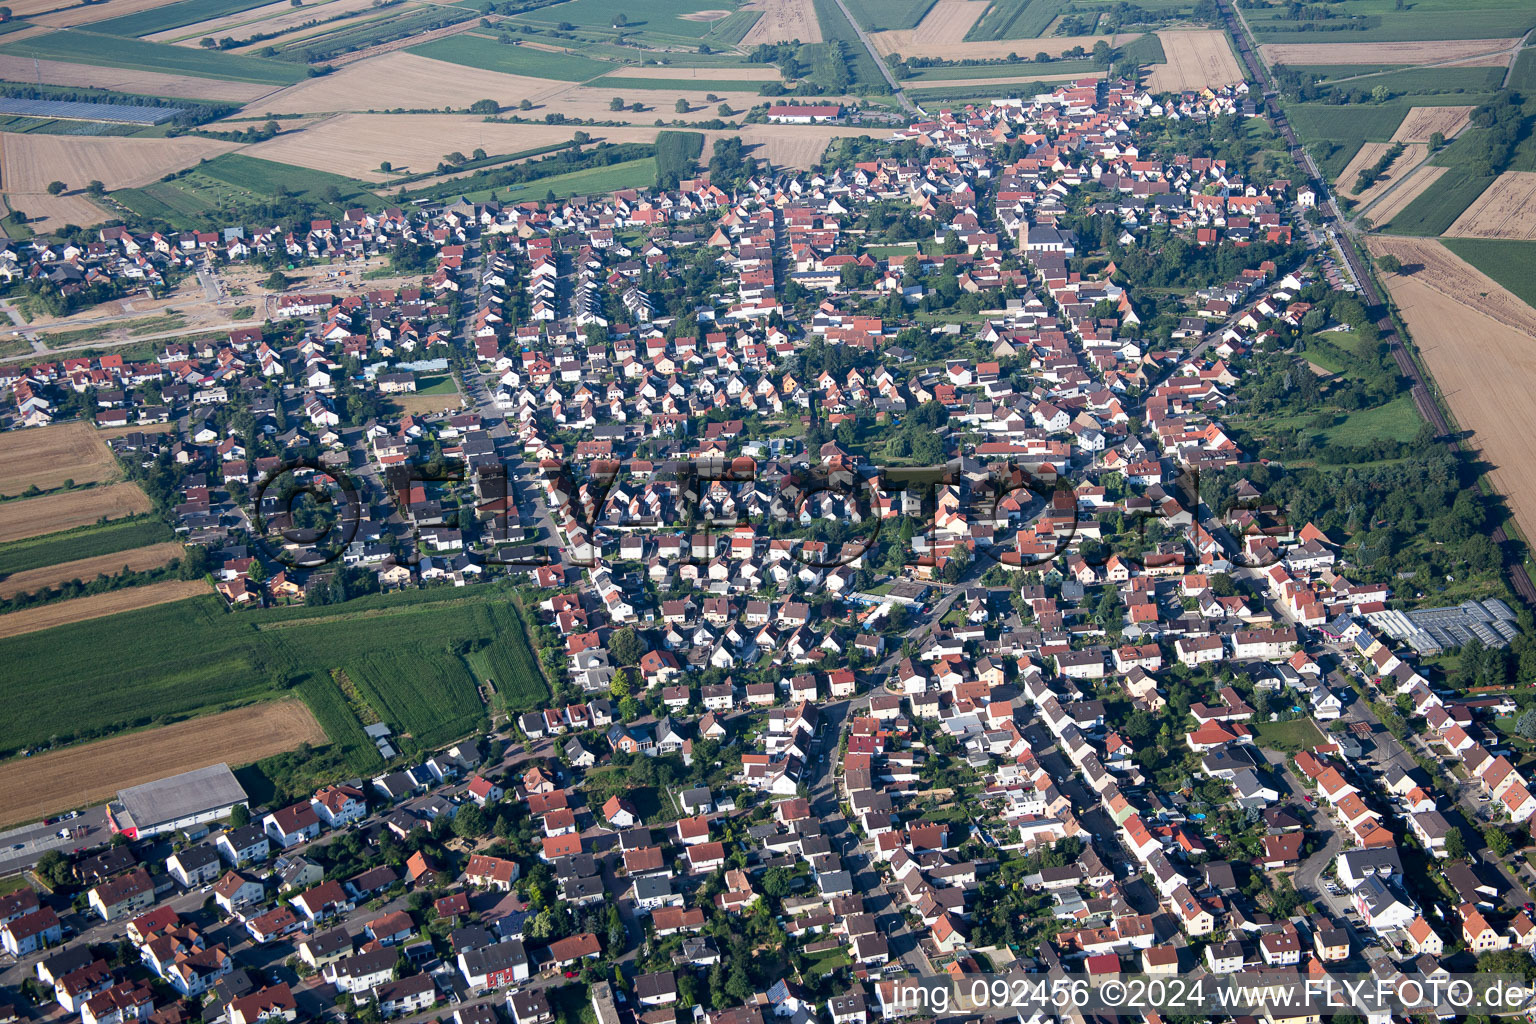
[0,585,547,757]
[1441,239,1536,310]
[407,35,615,80]
[1252,716,1326,753]
[0,30,308,85]
[414,374,459,396]
[114,154,376,229]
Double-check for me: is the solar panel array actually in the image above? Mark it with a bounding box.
[0,97,182,124]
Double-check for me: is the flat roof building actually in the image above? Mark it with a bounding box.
[109,763,248,839]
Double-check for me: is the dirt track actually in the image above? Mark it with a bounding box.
[0,420,117,497]
[0,542,184,599]
[0,698,327,827]
[0,482,152,544]
[1370,236,1536,546]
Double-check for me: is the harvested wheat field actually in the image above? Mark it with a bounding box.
[246,114,661,178]
[1445,172,1536,240]
[0,698,327,826]
[609,66,785,81]
[1335,140,1427,202]
[741,0,821,45]
[1146,29,1244,91]
[0,543,185,600]
[1391,105,1474,143]
[1363,163,1447,226]
[0,579,212,640]
[0,421,117,497]
[8,191,108,232]
[896,0,989,46]
[532,82,772,123]
[0,133,237,193]
[735,124,880,167]
[868,27,1133,60]
[0,482,152,544]
[1260,39,1518,65]
[910,69,1103,91]
[1370,237,1536,543]
[0,55,277,102]
[245,52,567,115]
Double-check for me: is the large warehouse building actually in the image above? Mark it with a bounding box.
[107,763,248,839]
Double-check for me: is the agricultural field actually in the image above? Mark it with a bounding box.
[1370,236,1536,545]
[966,0,1060,41]
[346,649,483,750]
[869,26,1133,60]
[112,152,377,227]
[510,0,755,41]
[148,0,391,46]
[408,36,617,81]
[0,55,276,101]
[0,29,309,84]
[739,0,820,44]
[242,51,568,115]
[0,519,175,578]
[1441,238,1536,309]
[0,578,212,639]
[0,542,184,600]
[0,587,546,756]
[0,482,153,544]
[1261,39,1520,66]
[0,421,118,496]
[1444,172,1536,239]
[84,0,276,37]
[841,0,937,31]
[1,131,237,193]
[1144,29,1242,91]
[1393,105,1474,143]
[0,698,326,828]
[1246,0,1536,44]
[9,192,110,232]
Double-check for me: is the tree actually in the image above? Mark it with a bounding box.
[612,12,625,25]
[1429,130,1445,151]
[609,626,645,666]
[453,803,488,839]
[472,147,487,161]
[443,151,466,165]
[610,96,625,111]
[0,8,12,22]
[200,36,216,46]
[718,103,731,116]
[469,98,499,114]
[45,181,65,195]
[84,180,105,197]
[229,803,251,828]
[379,160,392,173]
[519,98,533,110]
[1376,254,1402,275]
[675,98,689,113]
[1486,826,1513,858]
[1445,826,1467,860]
[35,849,71,888]
[265,270,289,291]
[1370,84,1391,103]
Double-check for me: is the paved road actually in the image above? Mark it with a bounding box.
[827,0,923,115]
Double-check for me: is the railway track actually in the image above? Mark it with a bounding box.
[1216,0,1536,608]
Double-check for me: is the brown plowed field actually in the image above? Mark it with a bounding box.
[0,578,211,639]
[1145,29,1244,91]
[0,420,118,496]
[1370,236,1536,545]
[740,0,821,45]
[0,698,327,827]
[0,543,184,600]
[1445,172,1536,240]
[0,482,152,544]
[1259,39,1518,65]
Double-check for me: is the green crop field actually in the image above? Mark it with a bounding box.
[347,648,484,750]
[1284,101,1408,178]
[1118,31,1165,65]
[909,81,1079,103]
[655,129,704,185]
[1246,0,1536,42]
[0,586,547,757]
[407,35,615,80]
[702,9,759,45]
[966,0,1064,41]
[907,62,1094,81]
[0,30,308,85]
[511,0,745,39]
[593,76,777,91]
[1441,239,1536,310]
[1315,65,1504,101]
[809,0,886,90]
[0,518,174,578]
[84,0,274,37]
[114,154,376,228]
[485,157,656,203]
[1509,49,1536,93]
[295,672,377,770]
[842,0,936,31]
